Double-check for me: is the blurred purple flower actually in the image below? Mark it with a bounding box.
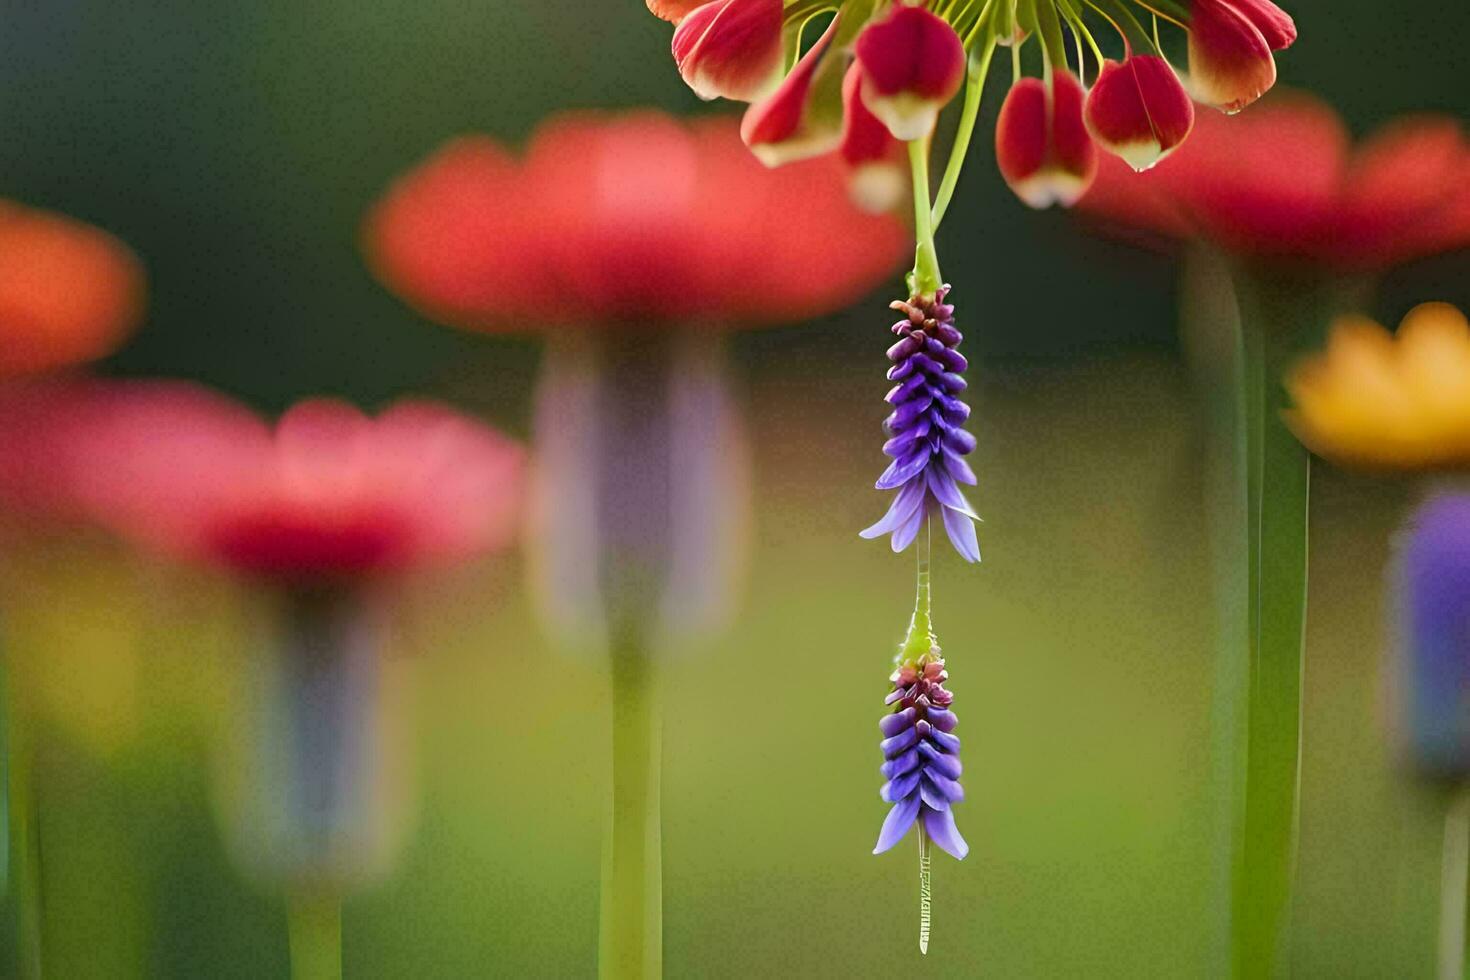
[860,287,981,563]
[874,650,968,860]
[1396,493,1470,778]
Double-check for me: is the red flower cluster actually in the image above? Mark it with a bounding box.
[1077,92,1470,272]
[363,111,906,331]
[647,0,1296,211]
[0,383,524,583]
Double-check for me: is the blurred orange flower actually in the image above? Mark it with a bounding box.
[1077,92,1470,273]
[0,201,145,378]
[1286,304,1470,470]
[362,110,907,331]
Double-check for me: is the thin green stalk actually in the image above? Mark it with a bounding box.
[5,658,42,980]
[931,38,997,231]
[1438,782,1470,980]
[1221,269,1313,979]
[600,629,662,980]
[918,821,933,955]
[907,140,942,299]
[286,888,342,980]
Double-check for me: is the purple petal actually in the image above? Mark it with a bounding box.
[927,469,980,520]
[887,358,915,382]
[859,479,925,539]
[875,449,930,491]
[943,451,978,486]
[938,373,967,393]
[891,505,926,552]
[873,794,922,854]
[941,504,982,564]
[880,747,920,779]
[924,707,958,733]
[881,769,921,803]
[880,725,919,758]
[922,805,970,860]
[930,729,961,754]
[920,780,950,811]
[887,374,930,404]
[923,770,965,804]
[917,741,962,779]
[943,427,977,456]
[879,707,916,737]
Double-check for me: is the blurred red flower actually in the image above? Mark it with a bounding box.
[0,382,523,583]
[0,201,145,379]
[362,110,907,331]
[1076,91,1470,272]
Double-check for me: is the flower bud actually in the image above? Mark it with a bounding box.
[994,72,1098,209]
[853,5,966,142]
[1085,55,1195,172]
[840,63,906,213]
[672,0,784,103]
[741,16,845,166]
[1187,0,1296,113]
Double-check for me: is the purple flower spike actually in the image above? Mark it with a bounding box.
[873,650,968,860]
[860,287,981,562]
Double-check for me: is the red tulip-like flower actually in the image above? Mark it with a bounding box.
[1085,55,1196,172]
[740,16,847,167]
[0,382,524,583]
[1188,0,1297,113]
[365,110,906,329]
[852,5,966,142]
[672,0,784,102]
[0,201,145,380]
[1077,91,1470,272]
[840,62,907,213]
[995,71,1098,209]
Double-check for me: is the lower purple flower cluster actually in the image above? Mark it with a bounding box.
[860,286,981,562]
[873,650,968,860]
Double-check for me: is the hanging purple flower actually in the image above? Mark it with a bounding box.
[860,286,981,563]
[874,648,969,860]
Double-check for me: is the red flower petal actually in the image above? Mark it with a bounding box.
[996,72,1097,209]
[646,0,705,24]
[1085,56,1195,171]
[1226,0,1297,50]
[854,5,965,141]
[740,16,845,166]
[672,0,784,102]
[1188,0,1279,112]
[840,62,906,212]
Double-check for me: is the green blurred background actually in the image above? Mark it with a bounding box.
[3,1,1470,976]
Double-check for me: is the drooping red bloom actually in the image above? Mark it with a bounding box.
[0,201,146,379]
[1084,56,1195,172]
[1077,92,1470,272]
[672,0,784,103]
[1188,0,1297,113]
[363,110,907,330]
[852,5,966,143]
[0,382,524,583]
[995,71,1097,209]
[840,62,907,213]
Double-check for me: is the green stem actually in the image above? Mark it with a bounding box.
[1438,782,1470,980]
[902,518,935,663]
[917,821,933,956]
[5,657,43,980]
[600,630,662,980]
[286,888,342,980]
[931,38,996,231]
[1203,267,1313,980]
[907,140,942,299]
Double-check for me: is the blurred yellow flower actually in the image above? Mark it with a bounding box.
[1287,303,1470,470]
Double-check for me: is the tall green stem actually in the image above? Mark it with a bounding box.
[1438,782,1470,980]
[600,628,662,980]
[4,655,42,980]
[1191,258,1317,979]
[908,140,942,299]
[286,888,342,980]
[931,38,996,231]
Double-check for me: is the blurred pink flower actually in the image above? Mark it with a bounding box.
[0,382,523,583]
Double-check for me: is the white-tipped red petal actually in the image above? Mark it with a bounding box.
[853,5,966,142]
[995,72,1098,209]
[740,16,845,167]
[672,0,784,103]
[840,62,906,213]
[1187,0,1291,112]
[1085,56,1195,172]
